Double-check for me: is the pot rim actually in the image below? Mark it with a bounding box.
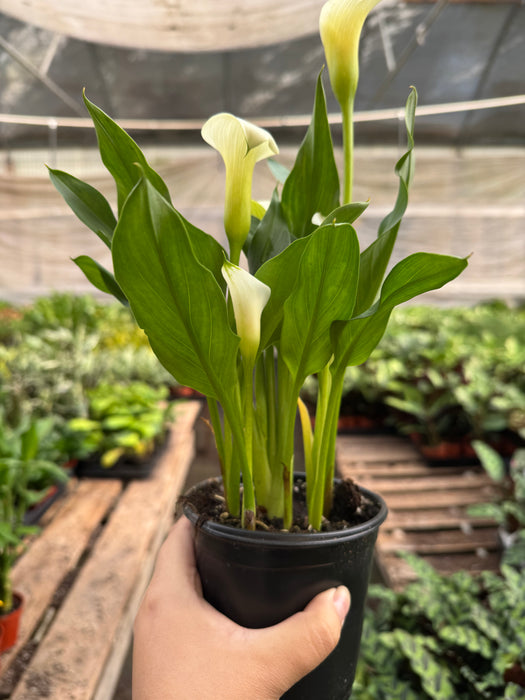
[183,476,387,547]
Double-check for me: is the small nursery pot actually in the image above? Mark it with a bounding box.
[184,476,387,700]
[0,592,24,653]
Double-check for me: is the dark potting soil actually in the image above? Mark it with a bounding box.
[180,477,380,533]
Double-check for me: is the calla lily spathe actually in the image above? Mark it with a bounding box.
[221,260,271,364]
[202,113,278,265]
[320,0,382,107]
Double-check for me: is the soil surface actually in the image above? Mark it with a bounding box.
[181,477,380,533]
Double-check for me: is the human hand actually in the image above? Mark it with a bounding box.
[133,517,350,700]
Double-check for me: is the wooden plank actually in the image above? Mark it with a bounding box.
[383,506,496,531]
[0,478,122,689]
[354,472,493,494]
[337,435,421,463]
[405,0,520,4]
[378,551,502,590]
[339,462,468,478]
[10,400,200,700]
[378,526,500,554]
[382,487,499,510]
[92,400,201,700]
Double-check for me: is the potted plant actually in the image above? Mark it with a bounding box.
[48,0,468,695]
[0,417,68,652]
[66,382,173,479]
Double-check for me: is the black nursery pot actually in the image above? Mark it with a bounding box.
[183,476,387,700]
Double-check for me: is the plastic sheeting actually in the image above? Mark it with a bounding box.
[0,0,327,51]
[1,146,524,305]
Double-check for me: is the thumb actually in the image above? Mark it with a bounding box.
[258,586,351,695]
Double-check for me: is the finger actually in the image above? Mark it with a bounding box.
[151,517,202,597]
[254,586,351,694]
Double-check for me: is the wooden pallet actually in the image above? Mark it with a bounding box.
[336,434,503,590]
[0,400,201,700]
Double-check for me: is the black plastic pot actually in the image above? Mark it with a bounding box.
[183,476,387,700]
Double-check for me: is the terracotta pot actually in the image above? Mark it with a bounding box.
[0,592,24,653]
[184,476,387,700]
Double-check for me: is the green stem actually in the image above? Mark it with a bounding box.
[309,367,345,530]
[264,348,277,469]
[276,355,303,529]
[241,361,257,529]
[229,242,241,267]
[309,364,332,515]
[221,411,238,516]
[0,552,13,613]
[342,99,354,206]
[207,397,225,467]
[321,375,345,518]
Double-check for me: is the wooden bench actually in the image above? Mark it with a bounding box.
[0,400,201,700]
[337,433,503,590]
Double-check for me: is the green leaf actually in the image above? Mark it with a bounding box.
[178,215,228,294]
[72,256,128,305]
[280,223,360,382]
[281,71,339,238]
[101,447,125,468]
[321,201,369,227]
[267,158,290,184]
[394,630,456,700]
[112,177,240,401]
[20,423,39,461]
[47,166,116,247]
[472,440,506,482]
[256,236,309,350]
[83,92,171,212]
[438,625,493,658]
[246,189,293,273]
[332,252,468,370]
[504,683,525,700]
[354,87,417,315]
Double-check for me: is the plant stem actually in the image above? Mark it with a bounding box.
[309,363,332,515]
[342,99,354,206]
[264,348,277,469]
[309,367,345,530]
[240,361,257,529]
[275,355,303,529]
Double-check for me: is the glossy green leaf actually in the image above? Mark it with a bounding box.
[354,87,417,315]
[112,177,239,401]
[48,166,116,247]
[246,189,293,273]
[178,214,228,293]
[83,92,171,212]
[281,71,339,238]
[321,201,369,226]
[73,255,128,305]
[256,236,309,350]
[280,223,359,382]
[332,252,468,370]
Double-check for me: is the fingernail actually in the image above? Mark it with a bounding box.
[333,586,351,626]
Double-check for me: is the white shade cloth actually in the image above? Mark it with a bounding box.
[0,0,326,51]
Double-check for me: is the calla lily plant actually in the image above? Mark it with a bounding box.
[49,0,468,530]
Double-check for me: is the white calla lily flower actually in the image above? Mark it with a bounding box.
[320,0,382,106]
[202,113,278,264]
[221,260,271,364]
